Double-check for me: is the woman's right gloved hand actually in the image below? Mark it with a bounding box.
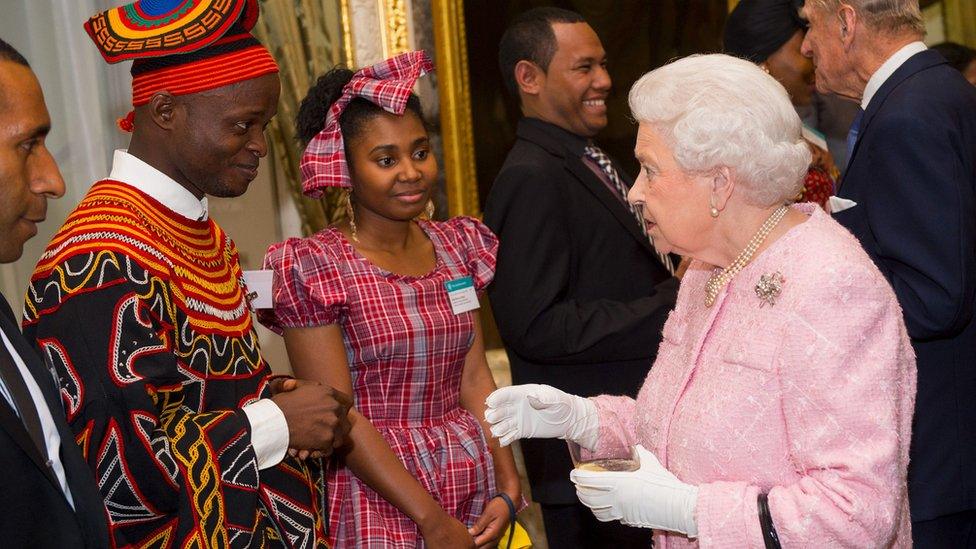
[484,384,600,449]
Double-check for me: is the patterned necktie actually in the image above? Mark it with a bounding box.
[845,108,864,162]
[584,145,675,275]
[0,338,47,456]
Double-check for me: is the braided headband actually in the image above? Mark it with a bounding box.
[299,50,434,198]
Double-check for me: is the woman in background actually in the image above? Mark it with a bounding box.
[260,51,521,548]
[724,0,839,207]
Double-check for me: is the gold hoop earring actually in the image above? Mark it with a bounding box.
[425,199,435,220]
[344,190,359,242]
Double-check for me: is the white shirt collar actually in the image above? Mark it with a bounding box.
[861,41,927,110]
[108,149,209,221]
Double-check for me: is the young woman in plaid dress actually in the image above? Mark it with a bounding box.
[259,52,522,548]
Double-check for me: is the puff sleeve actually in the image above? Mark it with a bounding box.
[443,216,498,291]
[258,236,348,333]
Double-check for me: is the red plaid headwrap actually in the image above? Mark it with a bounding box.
[300,50,434,198]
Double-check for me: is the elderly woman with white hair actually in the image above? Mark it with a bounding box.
[485,54,916,548]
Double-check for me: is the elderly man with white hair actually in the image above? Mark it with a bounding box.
[800,1,976,545]
[485,54,917,548]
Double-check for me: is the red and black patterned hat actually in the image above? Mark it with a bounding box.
[85,0,279,129]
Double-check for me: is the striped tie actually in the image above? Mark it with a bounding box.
[585,145,675,276]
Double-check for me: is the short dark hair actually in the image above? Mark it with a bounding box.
[0,37,29,67]
[498,7,586,98]
[295,66,425,148]
[931,41,976,74]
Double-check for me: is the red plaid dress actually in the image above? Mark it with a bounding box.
[261,217,498,548]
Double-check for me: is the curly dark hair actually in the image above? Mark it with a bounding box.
[295,66,425,149]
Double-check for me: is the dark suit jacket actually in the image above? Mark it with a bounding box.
[484,118,678,504]
[833,49,976,521]
[0,293,109,548]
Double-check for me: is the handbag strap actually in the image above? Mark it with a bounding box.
[758,492,782,549]
[493,492,517,549]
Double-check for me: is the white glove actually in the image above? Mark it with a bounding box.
[484,384,600,449]
[571,445,699,537]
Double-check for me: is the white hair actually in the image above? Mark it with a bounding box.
[628,54,811,207]
[810,0,925,36]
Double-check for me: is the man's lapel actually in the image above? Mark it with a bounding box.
[0,294,63,418]
[0,296,61,488]
[564,159,655,254]
[517,119,655,254]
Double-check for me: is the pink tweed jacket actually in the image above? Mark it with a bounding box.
[589,204,916,548]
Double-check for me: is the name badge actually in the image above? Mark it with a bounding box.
[444,276,479,315]
[242,270,274,310]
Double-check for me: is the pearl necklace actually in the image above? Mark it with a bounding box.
[704,204,789,307]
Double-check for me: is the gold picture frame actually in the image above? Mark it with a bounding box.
[431,0,482,217]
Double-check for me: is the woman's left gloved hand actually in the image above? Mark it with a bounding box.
[570,445,700,537]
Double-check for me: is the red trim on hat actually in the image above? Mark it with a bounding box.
[131,45,278,106]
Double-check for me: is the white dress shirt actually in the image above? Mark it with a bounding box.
[109,149,288,470]
[0,328,74,507]
[862,41,928,110]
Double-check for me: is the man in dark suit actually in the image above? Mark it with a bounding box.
[484,8,678,548]
[801,1,976,546]
[0,38,110,547]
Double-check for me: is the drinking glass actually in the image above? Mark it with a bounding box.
[567,441,640,472]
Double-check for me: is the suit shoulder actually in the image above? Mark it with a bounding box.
[490,145,568,198]
[882,64,976,116]
[498,139,566,174]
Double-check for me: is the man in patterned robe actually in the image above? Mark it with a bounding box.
[22,1,350,547]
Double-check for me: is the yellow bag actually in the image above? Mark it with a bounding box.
[497,520,532,549]
[494,492,532,549]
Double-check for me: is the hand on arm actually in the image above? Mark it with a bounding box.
[270,378,352,459]
[283,324,474,548]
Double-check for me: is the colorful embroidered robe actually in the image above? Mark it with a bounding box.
[23,180,328,549]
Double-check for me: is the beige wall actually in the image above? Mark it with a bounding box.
[209,162,293,374]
